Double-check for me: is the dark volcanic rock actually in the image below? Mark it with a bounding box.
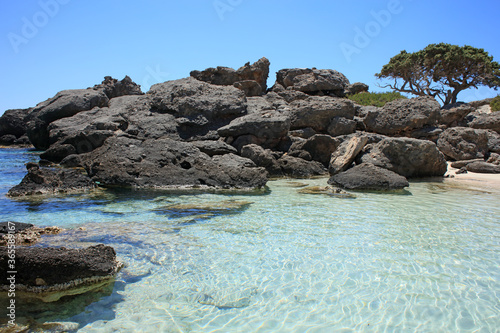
[7,163,96,197]
[299,134,341,166]
[240,144,282,176]
[276,68,350,97]
[359,137,447,178]
[192,140,238,156]
[82,136,267,189]
[363,96,440,135]
[437,127,490,160]
[439,103,474,127]
[289,96,355,132]
[92,75,143,99]
[328,163,409,190]
[26,89,110,149]
[190,57,270,96]
[0,108,31,144]
[344,82,369,95]
[468,111,500,133]
[465,161,500,173]
[218,111,291,141]
[327,116,357,137]
[277,155,327,178]
[0,244,122,301]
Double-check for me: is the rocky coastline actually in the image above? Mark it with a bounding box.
[1,57,500,303]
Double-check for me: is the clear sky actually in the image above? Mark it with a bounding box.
[1,0,499,115]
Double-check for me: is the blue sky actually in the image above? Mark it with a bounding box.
[1,0,499,115]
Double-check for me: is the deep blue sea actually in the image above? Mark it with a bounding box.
[1,148,499,332]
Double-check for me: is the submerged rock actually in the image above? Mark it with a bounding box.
[0,244,123,302]
[0,221,61,246]
[328,163,409,191]
[297,186,356,198]
[154,200,253,218]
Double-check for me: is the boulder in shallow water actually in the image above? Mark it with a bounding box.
[328,163,409,191]
[0,244,123,302]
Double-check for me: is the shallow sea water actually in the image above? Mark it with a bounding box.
[1,148,499,332]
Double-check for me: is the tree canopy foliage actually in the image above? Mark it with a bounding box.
[376,43,500,105]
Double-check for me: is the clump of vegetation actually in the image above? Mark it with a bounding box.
[491,95,500,112]
[376,43,500,106]
[347,91,407,107]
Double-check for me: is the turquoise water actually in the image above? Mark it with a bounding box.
[1,148,499,332]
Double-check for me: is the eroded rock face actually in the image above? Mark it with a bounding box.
[190,57,270,96]
[92,75,143,99]
[468,111,500,134]
[7,163,96,197]
[359,137,447,178]
[328,163,409,191]
[439,103,474,127]
[0,244,122,302]
[363,96,440,136]
[0,108,31,145]
[437,127,490,160]
[329,135,369,175]
[276,68,350,97]
[82,136,267,190]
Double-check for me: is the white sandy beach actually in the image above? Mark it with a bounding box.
[444,161,500,191]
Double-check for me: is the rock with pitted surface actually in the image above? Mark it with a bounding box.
[277,155,327,178]
[92,75,143,99]
[276,68,350,97]
[359,137,447,178]
[0,244,122,302]
[289,96,355,132]
[0,108,31,145]
[363,96,440,136]
[467,111,500,134]
[327,116,357,137]
[240,144,282,176]
[26,89,110,150]
[190,57,270,96]
[7,163,96,197]
[328,163,409,191]
[439,103,474,127]
[437,127,490,160]
[81,136,267,190]
[218,111,291,142]
[465,161,500,173]
[344,82,369,95]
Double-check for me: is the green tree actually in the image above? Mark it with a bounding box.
[376,43,500,105]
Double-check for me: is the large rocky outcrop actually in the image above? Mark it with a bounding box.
[437,127,491,161]
[0,244,122,302]
[467,111,500,134]
[328,163,409,191]
[190,57,270,96]
[276,68,349,97]
[0,108,31,145]
[329,135,369,175]
[363,96,440,136]
[7,162,96,197]
[81,136,267,190]
[359,137,447,178]
[289,97,355,132]
[92,75,143,99]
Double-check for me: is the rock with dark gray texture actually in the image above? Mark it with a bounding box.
[359,137,447,178]
[82,136,267,189]
[0,244,122,302]
[409,126,443,142]
[289,96,355,132]
[26,89,110,149]
[7,163,96,197]
[299,134,341,166]
[240,144,282,176]
[363,96,440,136]
[276,68,350,97]
[468,112,500,133]
[192,140,238,156]
[439,103,474,127]
[329,135,369,175]
[327,116,357,137]
[190,57,270,95]
[328,163,409,190]
[277,155,327,178]
[92,75,143,99]
[218,111,291,141]
[0,108,31,144]
[487,153,500,165]
[437,127,490,160]
[289,127,317,139]
[450,159,484,169]
[465,161,500,173]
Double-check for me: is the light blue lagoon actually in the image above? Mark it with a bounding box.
[1,148,499,332]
